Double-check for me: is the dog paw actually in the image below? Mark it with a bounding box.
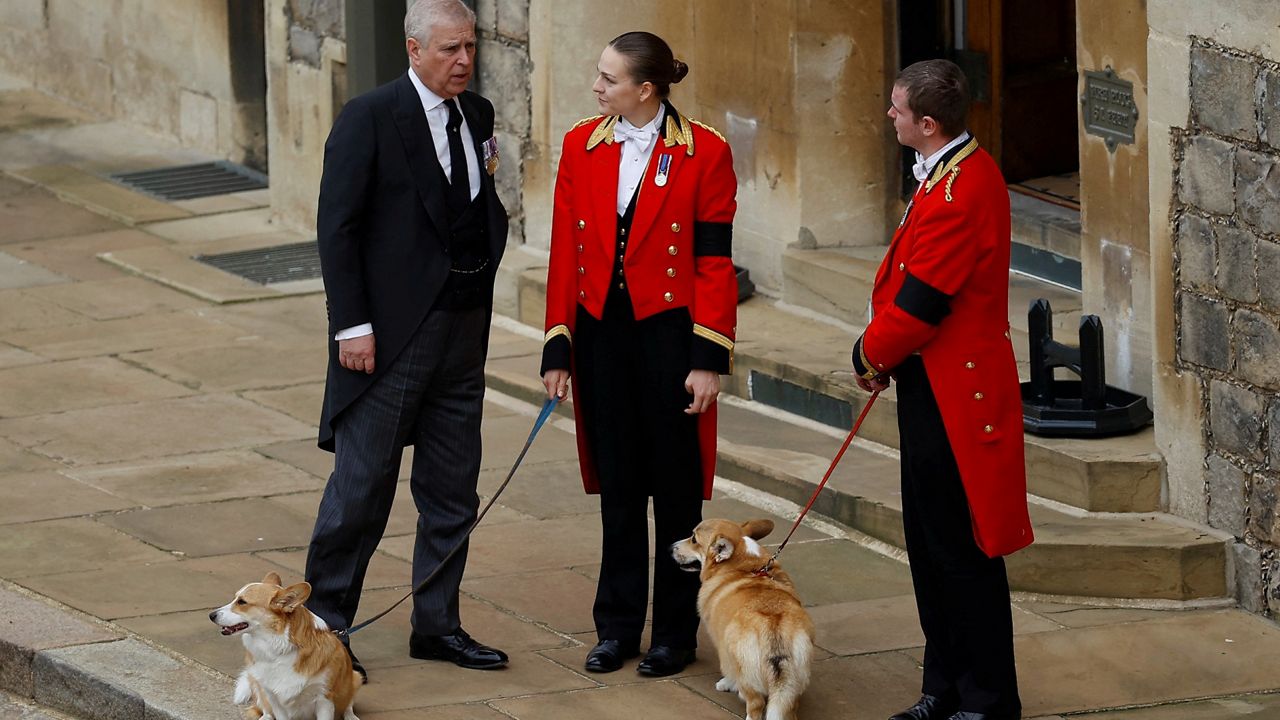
[714,676,738,692]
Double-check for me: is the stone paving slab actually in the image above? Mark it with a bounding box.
[62,450,325,507]
[0,290,85,333]
[139,208,276,244]
[396,515,603,579]
[0,344,42,370]
[0,89,95,134]
[0,393,314,465]
[0,437,56,473]
[99,244,290,304]
[22,276,203,320]
[362,703,511,719]
[10,165,190,225]
[769,538,914,606]
[0,518,176,579]
[123,338,327,392]
[1083,692,1280,718]
[0,252,67,290]
[3,310,246,361]
[20,553,295,621]
[463,568,600,636]
[201,293,330,341]
[0,357,191,417]
[2,228,165,282]
[494,680,740,720]
[33,638,239,720]
[0,584,122,697]
[0,181,119,244]
[353,653,596,713]
[257,548,413,592]
[240,382,324,423]
[96,498,317,558]
[0,471,135,525]
[170,188,269,217]
[0,690,77,719]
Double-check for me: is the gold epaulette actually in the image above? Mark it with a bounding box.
[585,115,619,150]
[924,137,978,202]
[663,114,695,156]
[571,114,603,130]
[689,118,726,143]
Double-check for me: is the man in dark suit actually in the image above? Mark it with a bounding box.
[306,0,509,675]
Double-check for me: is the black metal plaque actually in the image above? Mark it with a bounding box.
[1081,66,1138,152]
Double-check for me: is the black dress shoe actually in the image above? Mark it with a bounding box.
[344,645,367,684]
[409,628,508,670]
[947,714,999,720]
[889,694,958,720]
[583,639,640,673]
[636,645,695,677]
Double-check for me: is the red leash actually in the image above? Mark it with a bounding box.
[754,390,880,577]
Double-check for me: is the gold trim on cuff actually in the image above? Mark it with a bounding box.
[693,324,734,351]
[544,324,572,345]
[858,340,879,380]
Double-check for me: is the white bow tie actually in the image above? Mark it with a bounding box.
[614,123,657,151]
[912,152,930,183]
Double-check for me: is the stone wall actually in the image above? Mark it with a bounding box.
[0,0,264,168]
[1168,37,1280,614]
[475,0,532,247]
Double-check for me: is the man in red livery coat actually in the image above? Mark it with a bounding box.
[852,60,1032,720]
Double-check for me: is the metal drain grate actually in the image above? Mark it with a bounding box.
[194,242,322,285]
[110,161,268,201]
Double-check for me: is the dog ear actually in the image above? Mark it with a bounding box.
[262,572,283,587]
[272,582,312,612]
[711,535,734,563]
[742,519,775,540]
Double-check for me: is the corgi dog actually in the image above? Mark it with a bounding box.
[209,572,362,720]
[672,519,815,720]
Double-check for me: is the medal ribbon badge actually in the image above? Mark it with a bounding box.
[482,136,499,176]
[654,153,672,187]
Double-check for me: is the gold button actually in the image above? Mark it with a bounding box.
[620,241,626,248]
[577,220,585,230]
[983,424,994,433]
[668,245,678,256]
[618,282,625,289]
[973,392,984,400]
[579,290,586,299]
[667,268,676,277]
[898,262,905,271]
[671,223,681,232]
[621,228,627,235]
[617,268,623,276]
[663,292,674,302]
[965,361,976,369]
[577,244,584,253]
[578,266,585,275]
[1004,330,1011,339]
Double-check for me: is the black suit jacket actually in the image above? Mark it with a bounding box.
[316,73,509,450]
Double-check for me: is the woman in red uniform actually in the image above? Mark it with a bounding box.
[539,31,738,677]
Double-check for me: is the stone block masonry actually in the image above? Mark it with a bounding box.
[1175,37,1280,614]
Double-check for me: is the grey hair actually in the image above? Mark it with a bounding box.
[404,0,476,44]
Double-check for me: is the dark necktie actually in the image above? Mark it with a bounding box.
[444,98,471,214]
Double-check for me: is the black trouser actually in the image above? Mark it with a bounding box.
[574,294,703,650]
[896,356,1021,717]
[306,306,487,638]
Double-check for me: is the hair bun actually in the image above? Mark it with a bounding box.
[672,59,689,84]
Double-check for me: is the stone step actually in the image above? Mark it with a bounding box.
[780,245,1085,355]
[513,268,1162,513]
[481,327,1227,602]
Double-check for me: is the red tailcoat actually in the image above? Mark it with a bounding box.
[544,110,738,499]
[853,139,1033,558]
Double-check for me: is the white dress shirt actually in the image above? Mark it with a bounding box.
[912,131,972,184]
[335,70,484,341]
[614,104,666,216]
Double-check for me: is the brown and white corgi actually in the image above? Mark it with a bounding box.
[209,572,362,720]
[672,519,815,720]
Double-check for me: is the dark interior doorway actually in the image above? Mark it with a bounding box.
[897,0,1079,202]
[227,0,268,173]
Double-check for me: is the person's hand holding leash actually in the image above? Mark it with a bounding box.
[543,369,571,400]
[856,373,891,393]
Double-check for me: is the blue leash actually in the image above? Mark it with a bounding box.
[338,396,561,638]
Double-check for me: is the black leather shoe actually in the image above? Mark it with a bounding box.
[636,645,695,677]
[583,639,640,673]
[344,645,367,684]
[409,628,508,670]
[947,714,996,720]
[889,695,958,720]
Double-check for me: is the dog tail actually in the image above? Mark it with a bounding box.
[763,631,813,720]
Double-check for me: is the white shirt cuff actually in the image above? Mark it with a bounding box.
[335,323,373,341]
